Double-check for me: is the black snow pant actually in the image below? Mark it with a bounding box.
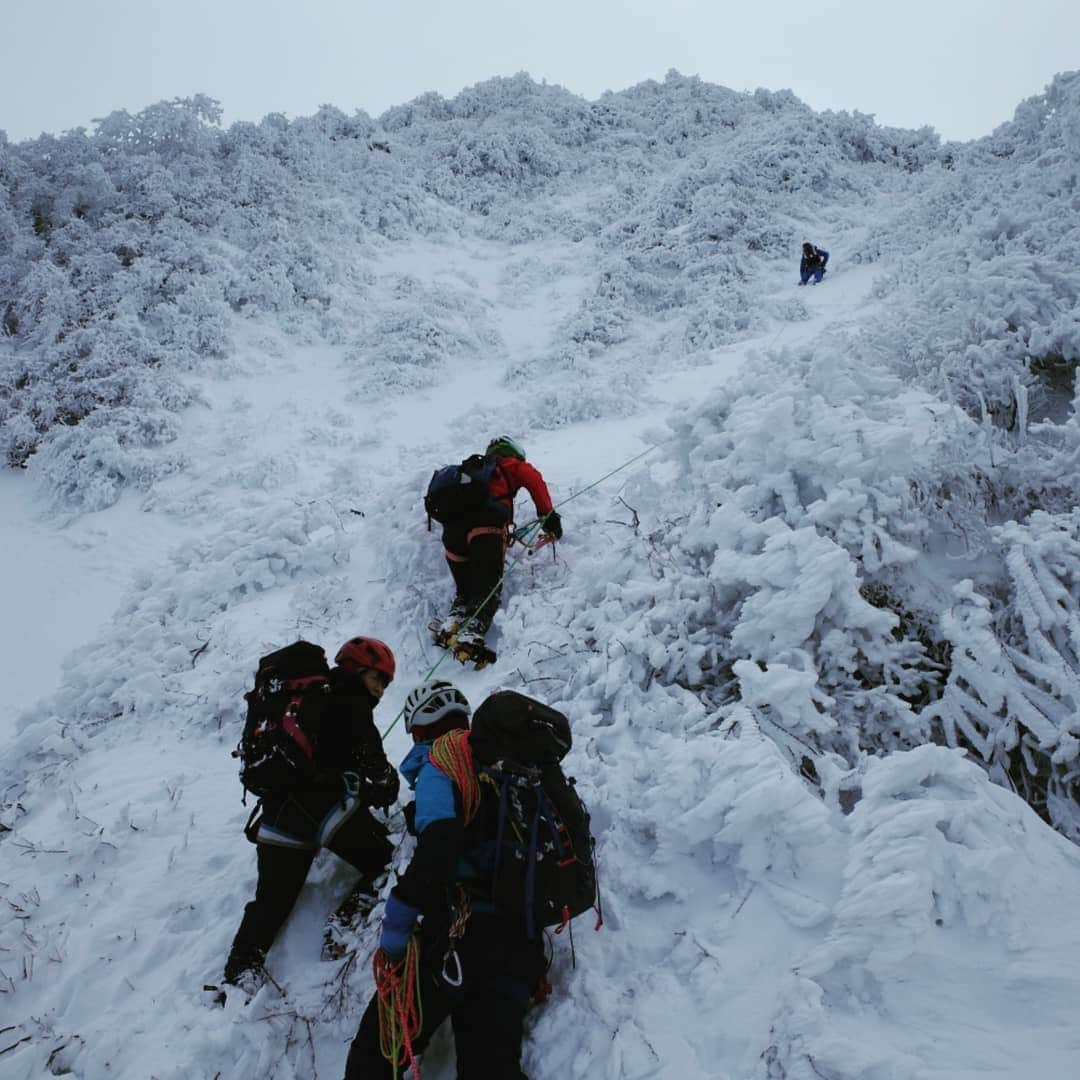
[442,510,510,635]
[228,789,392,964]
[343,912,545,1079]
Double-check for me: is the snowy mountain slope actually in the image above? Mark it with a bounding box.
[3,72,1080,1079]
[4,232,1080,1080]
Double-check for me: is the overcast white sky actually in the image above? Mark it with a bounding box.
[3,0,1077,144]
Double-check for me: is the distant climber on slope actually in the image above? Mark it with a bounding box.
[799,242,829,285]
[423,435,561,666]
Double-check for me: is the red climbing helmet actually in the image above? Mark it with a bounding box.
[335,637,396,683]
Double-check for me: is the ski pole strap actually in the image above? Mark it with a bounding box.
[375,938,424,1080]
[341,771,362,798]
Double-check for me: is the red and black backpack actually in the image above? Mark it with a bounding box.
[236,641,332,798]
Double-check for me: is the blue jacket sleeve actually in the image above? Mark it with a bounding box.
[413,757,457,833]
[392,756,464,912]
[379,893,420,959]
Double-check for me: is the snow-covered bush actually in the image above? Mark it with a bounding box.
[2,73,939,510]
[927,512,1080,838]
[0,96,426,500]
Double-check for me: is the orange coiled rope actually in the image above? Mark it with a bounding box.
[374,936,423,1080]
[429,729,481,825]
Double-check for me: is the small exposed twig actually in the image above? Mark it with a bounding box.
[190,640,210,667]
[301,1013,318,1077]
[322,949,358,1017]
[262,966,287,996]
[0,1035,31,1056]
[616,496,641,529]
[526,640,567,656]
[13,839,68,855]
[247,1009,297,1023]
[730,883,756,920]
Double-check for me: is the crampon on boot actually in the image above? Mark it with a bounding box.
[452,630,497,670]
[429,617,462,649]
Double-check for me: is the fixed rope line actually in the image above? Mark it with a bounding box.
[381,441,660,738]
[513,442,659,539]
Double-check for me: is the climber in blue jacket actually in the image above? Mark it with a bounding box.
[799,242,829,285]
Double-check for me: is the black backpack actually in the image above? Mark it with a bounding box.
[468,691,598,939]
[424,454,502,524]
[236,641,332,798]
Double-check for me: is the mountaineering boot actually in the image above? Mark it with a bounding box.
[322,876,384,960]
[430,617,462,649]
[224,943,266,985]
[212,944,268,1003]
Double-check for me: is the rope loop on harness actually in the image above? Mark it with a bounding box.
[428,729,481,826]
[374,936,424,1080]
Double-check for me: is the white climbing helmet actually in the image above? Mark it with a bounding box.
[403,680,471,733]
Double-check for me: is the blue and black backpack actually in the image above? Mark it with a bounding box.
[466,691,599,939]
[424,454,503,524]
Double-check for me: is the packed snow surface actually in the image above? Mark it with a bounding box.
[3,71,1080,1078]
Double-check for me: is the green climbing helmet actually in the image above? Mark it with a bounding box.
[486,435,526,461]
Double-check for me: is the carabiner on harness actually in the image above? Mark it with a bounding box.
[441,945,464,988]
[441,887,471,988]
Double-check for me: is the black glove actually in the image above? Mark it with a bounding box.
[364,763,400,809]
[543,511,563,540]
